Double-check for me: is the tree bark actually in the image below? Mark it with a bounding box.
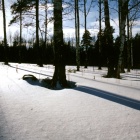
[45,0,47,47]
[19,6,22,64]
[84,0,88,68]
[130,24,133,69]
[36,0,43,67]
[75,0,80,71]
[126,7,130,72]
[77,1,80,71]
[51,0,67,88]
[118,0,125,73]
[98,0,102,70]
[2,0,8,65]
[117,0,129,78]
[104,0,114,77]
[118,0,121,35]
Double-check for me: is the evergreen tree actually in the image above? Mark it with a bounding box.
[81,30,92,48]
[81,30,92,68]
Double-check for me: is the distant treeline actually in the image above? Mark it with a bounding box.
[0,33,140,68]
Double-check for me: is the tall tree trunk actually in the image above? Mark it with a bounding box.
[98,0,102,70]
[2,0,8,65]
[45,0,47,47]
[84,0,88,68]
[51,0,67,88]
[104,0,114,77]
[77,0,80,71]
[126,7,130,72]
[117,0,129,78]
[118,0,125,73]
[19,2,22,64]
[118,0,121,35]
[36,0,43,67]
[130,24,133,69]
[75,0,80,71]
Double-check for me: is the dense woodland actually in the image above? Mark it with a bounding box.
[0,33,140,68]
[0,0,140,87]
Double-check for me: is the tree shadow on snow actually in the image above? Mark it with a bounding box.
[74,86,140,111]
[22,74,48,88]
[22,74,76,90]
[10,65,76,89]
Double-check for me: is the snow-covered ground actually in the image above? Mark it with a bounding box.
[0,62,140,140]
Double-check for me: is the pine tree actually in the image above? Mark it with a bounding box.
[81,30,92,67]
[81,30,92,47]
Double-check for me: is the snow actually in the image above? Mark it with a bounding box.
[0,62,140,140]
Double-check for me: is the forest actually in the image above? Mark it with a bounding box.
[0,0,140,87]
[0,33,140,68]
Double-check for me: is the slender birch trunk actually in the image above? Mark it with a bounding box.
[117,0,129,78]
[98,0,102,70]
[126,7,131,72]
[118,0,126,73]
[130,24,133,69]
[75,0,80,71]
[84,0,88,68]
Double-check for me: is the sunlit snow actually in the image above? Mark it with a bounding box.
[0,62,140,140]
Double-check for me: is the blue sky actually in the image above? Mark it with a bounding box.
[0,0,140,43]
